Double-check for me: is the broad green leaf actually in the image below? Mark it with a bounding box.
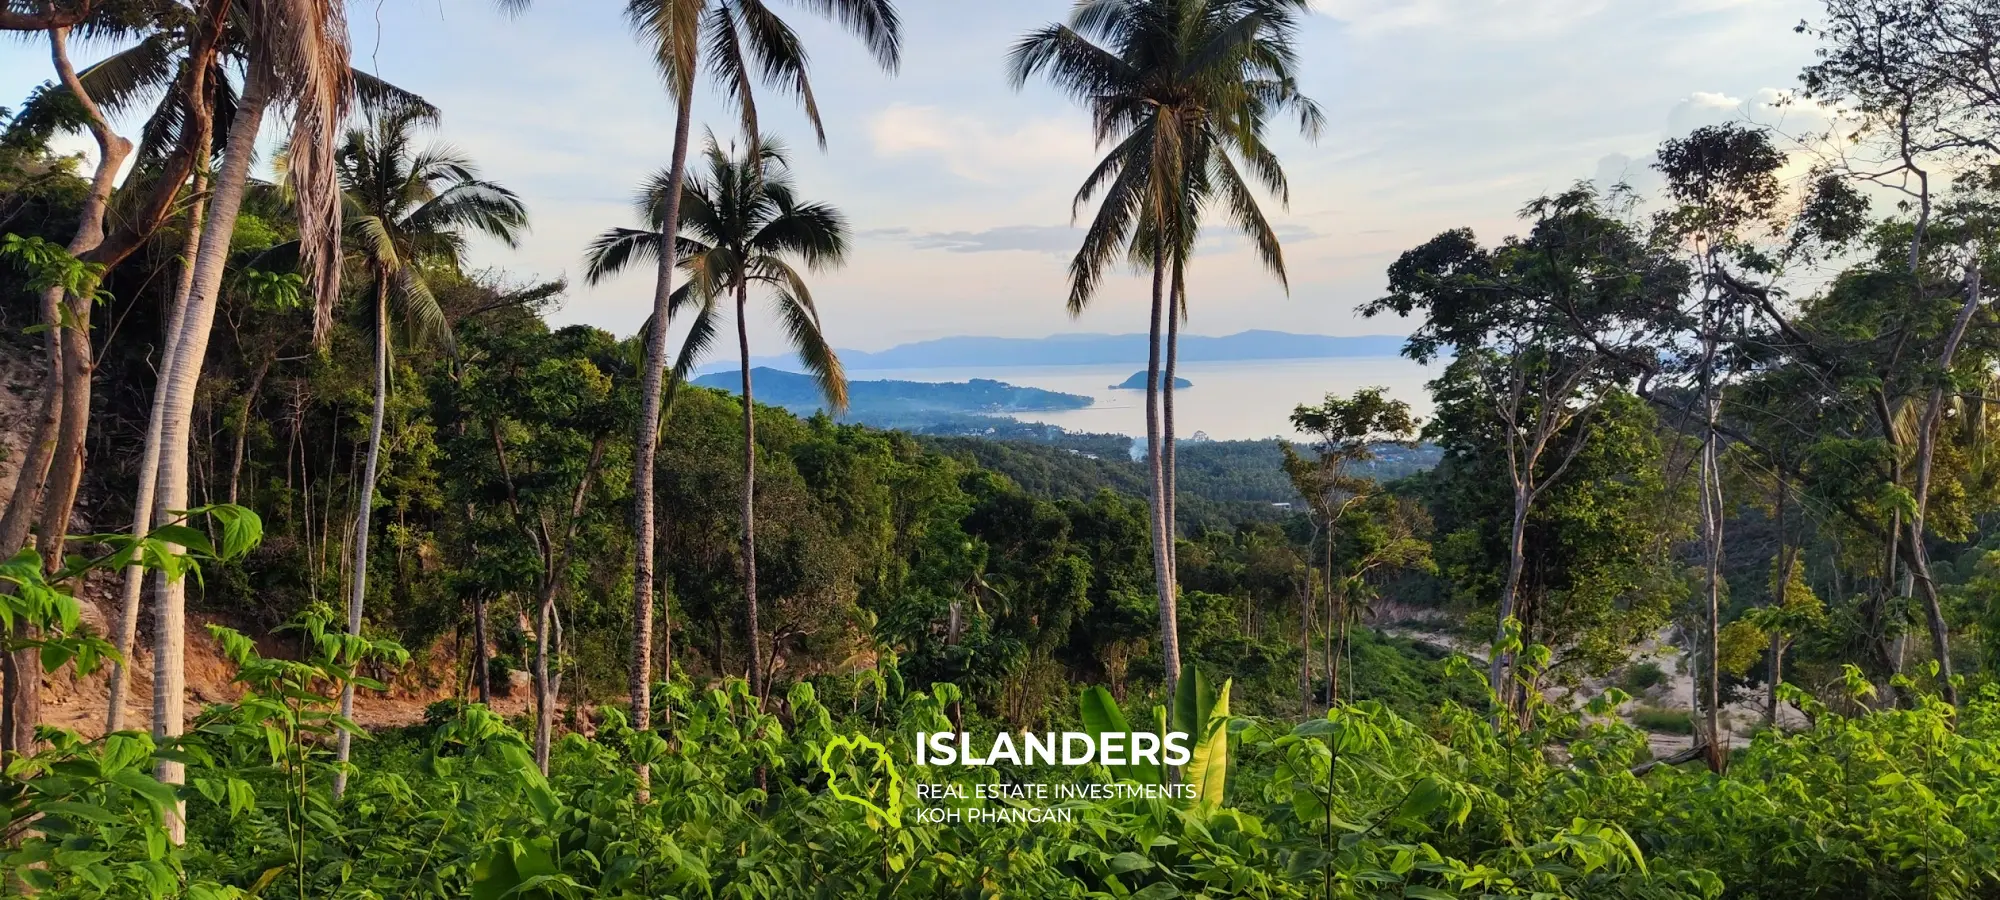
[1185,679,1232,814]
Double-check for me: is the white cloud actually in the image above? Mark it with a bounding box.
[1666,90,1752,134]
[866,103,1096,181]
[1313,0,1610,39]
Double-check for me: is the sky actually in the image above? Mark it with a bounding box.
[2,0,1832,355]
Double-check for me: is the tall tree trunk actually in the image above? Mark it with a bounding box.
[1767,633,1785,727]
[3,26,135,756]
[0,367,59,762]
[107,173,206,734]
[532,579,557,774]
[1768,474,1793,729]
[473,591,491,705]
[1163,262,1182,580]
[1143,245,1179,702]
[1695,303,1726,770]
[1700,433,1725,770]
[736,280,764,705]
[658,549,673,688]
[1298,543,1313,716]
[1904,263,1980,706]
[1489,486,1530,702]
[1321,525,1335,706]
[226,352,273,505]
[334,273,391,797]
[151,76,272,844]
[629,78,696,799]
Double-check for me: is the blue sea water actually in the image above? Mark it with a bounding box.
[844,356,1441,442]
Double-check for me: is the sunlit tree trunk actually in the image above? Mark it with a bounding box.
[1143,244,1180,703]
[108,173,205,734]
[152,74,273,844]
[629,77,695,801]
[1163,262,1182,581]
[334,273,391,797]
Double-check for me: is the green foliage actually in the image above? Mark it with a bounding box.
[1,232,110,319]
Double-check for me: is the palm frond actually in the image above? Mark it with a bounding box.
[704,4,763,153]
[750,200,847,269]
[390,264,454,353]
[1067,142,1148,315]
[585,227,660,284]
[259,0,357,347]
[785,0,901,71]
[352,69,439,122]
[663,299,725,416]
[766,263,846,412]
[1006,24,1132,100]
[735,0,826,147]
[624,0,702,96]
[405,180,529,249]
[75,31,178,117]
[1210,146,1286,287]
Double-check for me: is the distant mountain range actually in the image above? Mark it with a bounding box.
[691,367,1093,424]
[696,330,1407,373]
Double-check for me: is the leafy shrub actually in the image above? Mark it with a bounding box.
[12,606,2000,900]
[488,654,517,693]
[1630,705,1695,734]
[423,699,468,729]
[1622,661,1668,692]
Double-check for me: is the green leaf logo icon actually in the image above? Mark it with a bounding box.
[819,733,905,829]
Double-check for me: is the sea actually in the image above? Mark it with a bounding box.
[846,356,1443,442]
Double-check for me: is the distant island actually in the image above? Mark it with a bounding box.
[700,329,1409,373]
[692,367,1093,424]
[1111,371,1193,390]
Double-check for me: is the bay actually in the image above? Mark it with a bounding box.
[845,356,1442,441]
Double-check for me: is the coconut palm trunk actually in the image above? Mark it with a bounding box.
[1163,262,1182,581]
[108,174,205,734]
[1143,244,1180,700]
[152,75,274,844]
[629,81,695,799]
[333,271,391,797]
[735,278,764,704]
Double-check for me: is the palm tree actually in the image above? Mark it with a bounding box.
[585,133,847,705]
[142,0,353,844]
[610,0,898,777]
[328,107,527,795]
[1009,0,1320,702]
